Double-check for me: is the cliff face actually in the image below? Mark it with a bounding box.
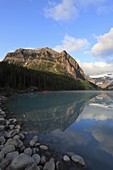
[4,47,85,80]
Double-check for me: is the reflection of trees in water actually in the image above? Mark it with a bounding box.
[7,92,96,133]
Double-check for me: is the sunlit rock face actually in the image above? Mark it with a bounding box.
[4,47,85,80]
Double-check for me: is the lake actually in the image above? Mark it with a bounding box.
[6,91,113,170]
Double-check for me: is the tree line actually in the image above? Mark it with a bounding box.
[0,61,95,91]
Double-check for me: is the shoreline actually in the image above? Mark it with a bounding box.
[0,94,86,170]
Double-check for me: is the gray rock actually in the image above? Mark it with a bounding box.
[1,144,15,155]
[6,151,19,160]
[66,152,75,157]
[0,118,5,125]
[15,124,21,130]
[19,133,25,140]
[32,148,37,154]
[9,124,15,130]
[0,144,4,150]
[19,145,25,152]
[32,136,38,141]
[0,125,5,130]
[0,136,6,145]
[63,155,70,162]
[43,158,55,170]
[13,135,20,140]
[0,151,19,169]
[8,129,20,138]
[26,163,40,170]
[9,118,17,123]
[0,157,11,169]
[39,145,48,151]
[32,154,41,165]
[35,143,40,147]
[24,148,33,156]
[30,140,36,147]
[10,153,35,170]
[40,155,46,165]
[5,138,23,148]
[71,154,85,166]
[0,151,4,161]
[56,161,65,170]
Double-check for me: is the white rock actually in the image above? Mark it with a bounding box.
[15,124,21,130]
[39,145,48,151]
[9,124,15,130]
[63,155,70,162]
[71,154,85,166]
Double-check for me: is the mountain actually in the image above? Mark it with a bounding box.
[0,47,98,91]
[88,72,113,89]
[4,47,85,80]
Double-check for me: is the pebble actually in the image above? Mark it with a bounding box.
[39,145,48,151]
[63,155,70,162]
[71,154,85,166]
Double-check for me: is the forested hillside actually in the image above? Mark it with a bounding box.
[0,62,97,91]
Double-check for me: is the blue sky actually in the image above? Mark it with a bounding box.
[0,0,113,75]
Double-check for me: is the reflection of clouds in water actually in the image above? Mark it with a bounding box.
[77,105,113,121]
[77,92,113,121]
[88,124,113,156]
[51,129,89,147]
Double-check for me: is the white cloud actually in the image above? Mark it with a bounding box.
[44,0,78,21]
[81,61,113,75]
[91,124,113,156]
[54,34,89,52]
[89,28,113,59]
[44,0,111,21]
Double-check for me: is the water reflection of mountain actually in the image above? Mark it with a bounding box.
[7,91,96,133]
[88,92,113,109]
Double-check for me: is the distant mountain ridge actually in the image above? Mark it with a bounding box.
[4,47,85,80]
[88,72,113,89]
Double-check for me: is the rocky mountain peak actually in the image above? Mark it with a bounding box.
[4,47,85,80]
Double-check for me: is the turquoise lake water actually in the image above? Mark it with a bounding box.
[6,91,113,170]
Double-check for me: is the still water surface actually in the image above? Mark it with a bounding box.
[7,91,113,170]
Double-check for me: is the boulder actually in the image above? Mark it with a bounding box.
[43,158,55,170]
[25,163,40,170]
[10,153,35,170]
[5,138,23,148]
[1,144,15,155]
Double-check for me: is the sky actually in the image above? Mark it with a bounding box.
[0,0,113,75]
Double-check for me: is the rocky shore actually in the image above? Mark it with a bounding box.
[0,95,86,170]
